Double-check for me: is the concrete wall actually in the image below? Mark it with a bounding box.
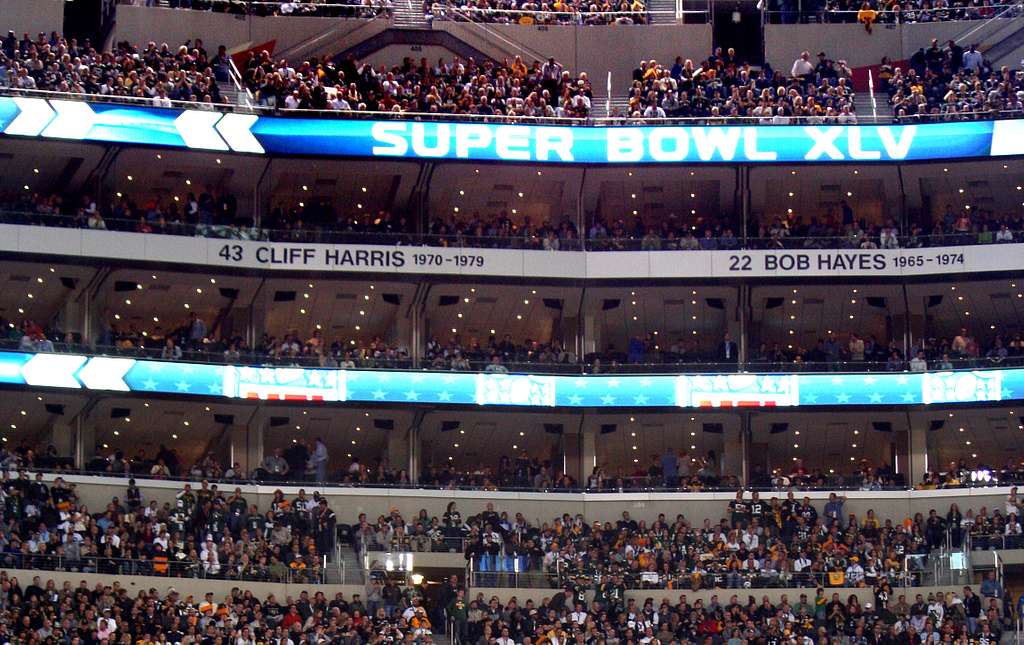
[56,472,1010,528]
[110,5,386,59]
[2,0,64,36]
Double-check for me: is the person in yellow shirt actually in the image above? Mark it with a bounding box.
[858,1,877,32]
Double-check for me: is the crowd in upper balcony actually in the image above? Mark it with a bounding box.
[745,326,1024,372]
[0,30,230,105]
[879,39,1024,120]
[239,53,594,118]
[133,0,393,17]
[427,214,582,250]
[424,0,647,25]
[626,49,857,122]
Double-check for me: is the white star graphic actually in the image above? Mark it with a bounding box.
[574,378,588,389]
[438,391,453,402]
[830,377,844,386]
[207,382,222,394]
[567,394,583,405]
[901,392,916,402]
[600,394,616,405]
[639,378,653,387]
[371,389,386,400]
[607,379,621,388]
[804,393,818,403]
[376,373,392,382]
[442,374,457,384]
[835,393,851,403]
[148,363,165,372]
[174,380,191,392]
[868,392,884,403]
[180,365,196,375]
[862,376,878,385]
[142,379,158,390]
[896,375,910,385]
[1001,388,1012,400]
[633,394,649,405]
[410,373,427,384]
[404,390,420,401]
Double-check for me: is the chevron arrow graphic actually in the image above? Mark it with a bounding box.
[41,100,97,139]
[20,354,87,389]
[4,97,56,136]
[76,356,134,391]
[175,110,230,151]
[216,113,264,154]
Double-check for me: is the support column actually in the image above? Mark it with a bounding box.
[582,315,599,358]
[737,284,750,366]
[57,298,84,344]
[563,421,592,484]
[908,422,935,487]
[231,421,264,476]
[580,425,597,483]
[73,414,96,470]
[48,422,74,460]
[388,426,414,482]
[721,415,749,487]
[392,315,413,356]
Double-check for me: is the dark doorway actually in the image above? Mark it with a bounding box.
[712,2,764,66]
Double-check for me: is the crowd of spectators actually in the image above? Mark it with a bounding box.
[97,316,415,370]
[921,459,1024,491]
[882,39,1024,120]
[427,214,582,251]
[240,53,595,118]
[0,470,336,584]
[760,0,1008,24]
[441,585,1016,645]
[625,49,856,122]
[0,573,450,645]
[423,335,578,372]
[425,0,647,25]
[4,180,1024,257]
[358,492,1024,598]
[1,30,229,105]
[134,0,393,18]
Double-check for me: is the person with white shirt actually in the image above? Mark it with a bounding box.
[845,557,865,586]
[1003,513,1022,548]
[791,51,815,80]
[1006,487,1020,516]
[742,527,759,550]
[643,103,666,119]
[569,603,588,626]
[329,92,351,111]
[152,88,172,108]
[496,627,515,645]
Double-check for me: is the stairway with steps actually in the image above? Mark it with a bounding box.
[337,544,366,584]
[393,0,430,28]
[645,0,678,24]
[853,91,881,121]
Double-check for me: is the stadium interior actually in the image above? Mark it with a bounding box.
[0,0,1024,644]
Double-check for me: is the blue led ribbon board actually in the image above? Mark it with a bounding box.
[0,351,1018,408]
[1,97,1021,163]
